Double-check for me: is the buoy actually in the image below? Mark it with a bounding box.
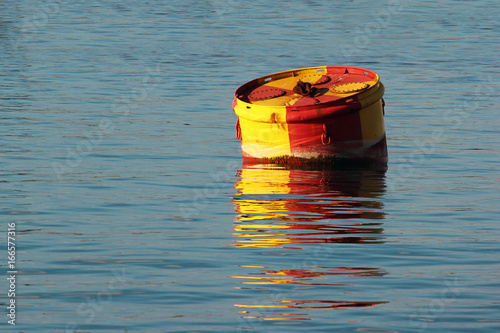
[233,66,387,164]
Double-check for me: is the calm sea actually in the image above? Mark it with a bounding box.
[1,0,499,332]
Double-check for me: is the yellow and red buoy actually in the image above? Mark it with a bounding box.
[233,66,387,164]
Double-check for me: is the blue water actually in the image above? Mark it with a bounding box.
[1,0,500,332]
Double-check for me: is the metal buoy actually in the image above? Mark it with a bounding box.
[233,66,387,164]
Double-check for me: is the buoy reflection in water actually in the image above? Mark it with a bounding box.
[232,163,388,323]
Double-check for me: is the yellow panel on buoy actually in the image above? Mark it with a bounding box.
[359,99,385,143]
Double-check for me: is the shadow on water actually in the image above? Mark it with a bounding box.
[231,162,388,323]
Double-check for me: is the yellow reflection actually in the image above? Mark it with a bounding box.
[235,168,291,195]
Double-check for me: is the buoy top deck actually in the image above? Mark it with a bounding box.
[235,66,380,109]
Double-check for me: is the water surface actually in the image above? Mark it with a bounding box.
[1,0,499,332]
